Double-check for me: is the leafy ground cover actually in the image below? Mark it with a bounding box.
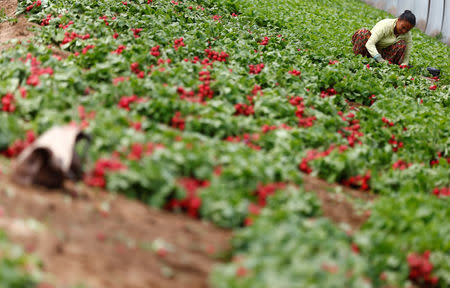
[0,0,449,287]
[0,228,41,287]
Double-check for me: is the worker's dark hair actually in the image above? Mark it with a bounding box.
[399,10,416,26]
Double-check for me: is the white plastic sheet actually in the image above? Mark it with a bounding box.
[442,1,450,45]
[396,0,412,17]
[363,0,449,45]
[426,0,444,36]
[385,0,399,16]
[413,1,429,31]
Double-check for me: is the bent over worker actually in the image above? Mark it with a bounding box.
[352,10,416,66]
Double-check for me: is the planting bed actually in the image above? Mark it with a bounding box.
[0,171,231,288]
[0,0,449,287]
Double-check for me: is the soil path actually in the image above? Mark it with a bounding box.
[0,174,232,288]
[302,174,374,230]
[0,0,35,46]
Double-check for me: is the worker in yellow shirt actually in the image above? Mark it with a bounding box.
[351,10,415,66]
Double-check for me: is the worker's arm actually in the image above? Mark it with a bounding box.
[400,33,412,66]
[366,22,387,62]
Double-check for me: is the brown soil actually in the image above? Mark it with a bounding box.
[0,0,35,46]
[302,174,374,230]
[49,45,71,59]
[346,101,366,109]
[0,0,71,58]
[0,173,231,288]
[0,0,17,17]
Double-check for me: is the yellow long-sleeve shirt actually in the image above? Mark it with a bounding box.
[366,18,412,65]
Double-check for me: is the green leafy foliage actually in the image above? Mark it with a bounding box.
[0,0,448,286]
[211,188,372,288]
[356,194,450,287]
[0,230,40,288]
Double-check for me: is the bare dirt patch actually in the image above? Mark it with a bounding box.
[0,173,231,288]
[0,0,70,57]
[346,100,366,109]
[0,0,17,16]
[0,0,36,47]
[302,174,374,229]
[49,45,71,58]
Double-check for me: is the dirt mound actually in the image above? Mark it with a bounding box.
[0,175,231,288]
[0,0,35,45]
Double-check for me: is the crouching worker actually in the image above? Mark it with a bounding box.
[352,10,416,66]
